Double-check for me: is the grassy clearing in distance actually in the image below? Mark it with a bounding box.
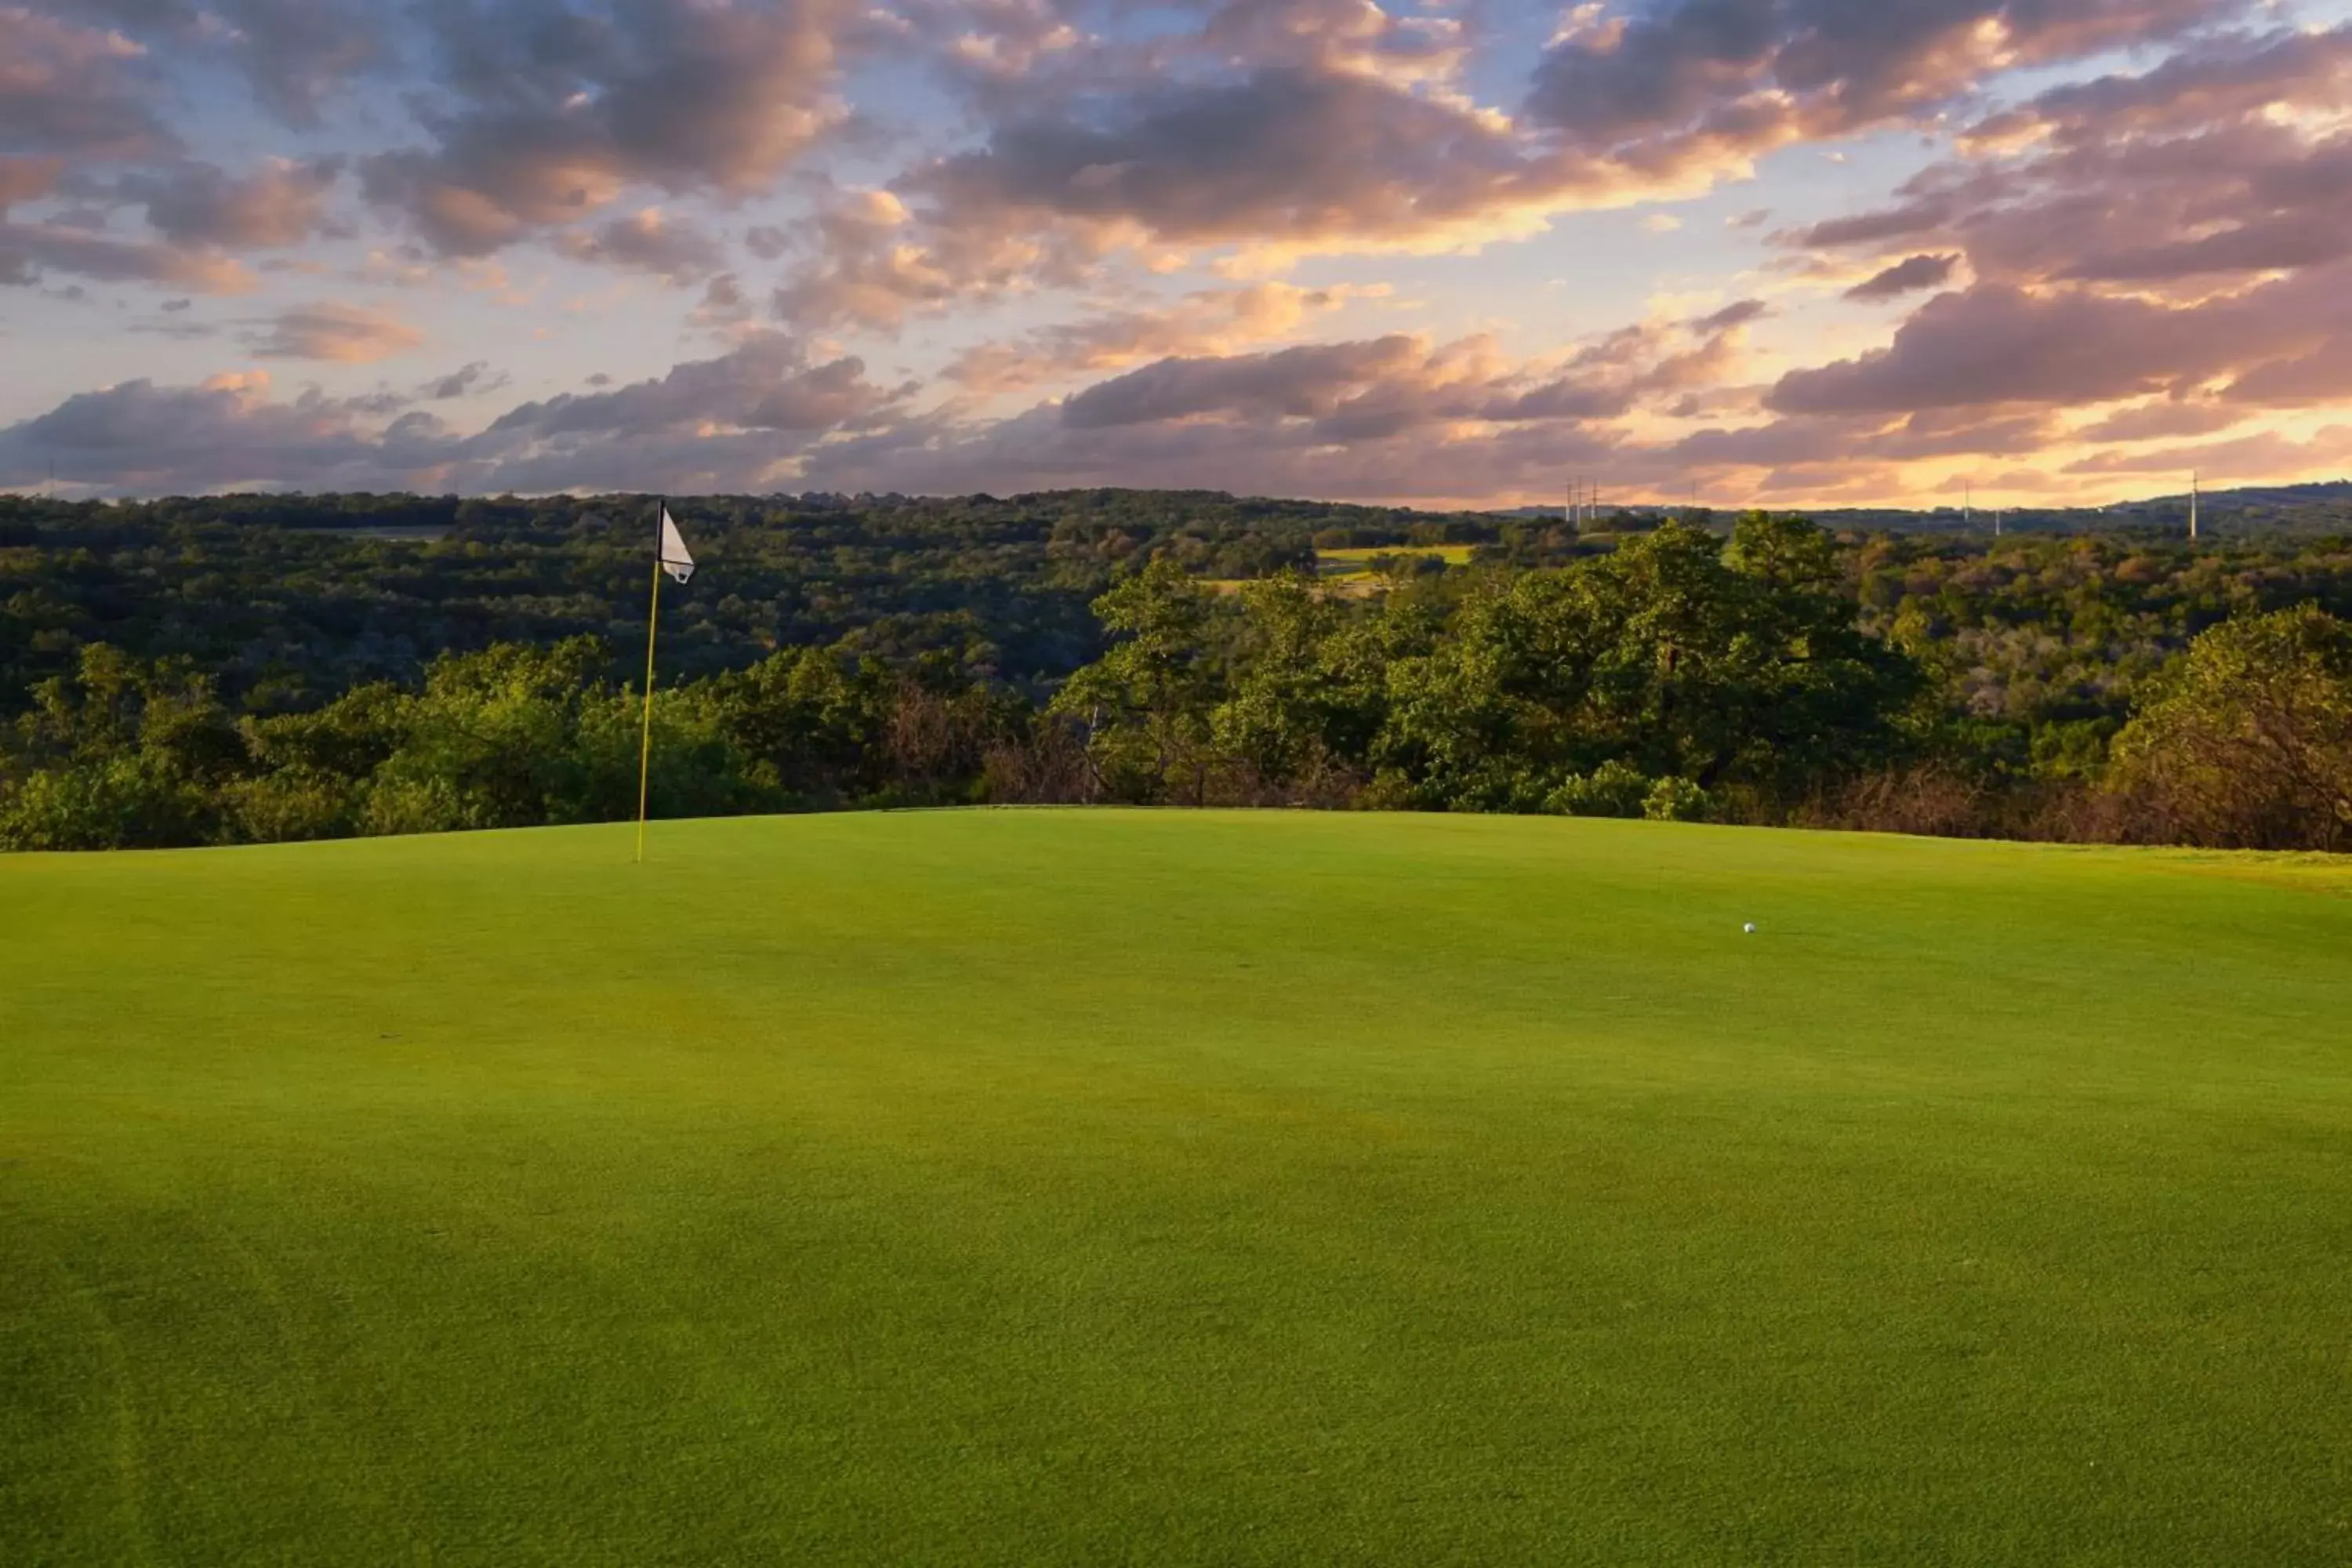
[1316,544,1478,563]
[1315,543,1477,578]
[4,811,2350,1565]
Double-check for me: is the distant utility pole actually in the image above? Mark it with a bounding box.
[2190,471,2200,543]
[1964,482,1972,529]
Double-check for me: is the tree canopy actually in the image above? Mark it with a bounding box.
[5,492,2351,851]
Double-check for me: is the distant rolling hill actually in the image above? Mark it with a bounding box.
[1507,478,2352,536]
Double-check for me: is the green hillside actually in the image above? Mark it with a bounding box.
[5,812,2349,1563]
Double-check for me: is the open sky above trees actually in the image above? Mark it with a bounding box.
[5,0,2352,507]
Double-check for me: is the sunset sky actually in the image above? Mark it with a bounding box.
[4,0,2352,506]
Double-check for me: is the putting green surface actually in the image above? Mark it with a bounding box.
[4,811,2349,1564]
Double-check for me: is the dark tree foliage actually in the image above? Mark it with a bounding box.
[1,635,1028,850]
[0,488,1408,712]
[2107,607,2352,851]
[6,490,2352,851]
[1069,518,1920,822]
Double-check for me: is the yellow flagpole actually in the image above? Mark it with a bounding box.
[634,507,665,864]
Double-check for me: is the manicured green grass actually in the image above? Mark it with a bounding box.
[4,811,2350,1564]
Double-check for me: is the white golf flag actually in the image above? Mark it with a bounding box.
[659,508,696,584]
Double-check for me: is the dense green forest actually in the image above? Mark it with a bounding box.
[0,489,1399,705]
[2,491,2348,851]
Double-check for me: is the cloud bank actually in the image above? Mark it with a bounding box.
[3,0,2350,506]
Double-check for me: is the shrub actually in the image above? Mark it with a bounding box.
[0,757,220,851]
[1643,775,1712,822]
[220,771,362,843]
[2107,606,2352,851]
[1547,760,1650,818]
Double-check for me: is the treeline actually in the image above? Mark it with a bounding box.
[10,487,2350,731]
[1040,519,2350,850]
[0,638,1030,850]
[0,488,1492,710]
[5,514,2347,852]
[1772,479,2352,540]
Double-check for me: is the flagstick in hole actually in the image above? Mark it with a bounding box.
[636,502,696,863]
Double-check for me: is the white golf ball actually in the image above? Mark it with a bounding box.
[1743,922,1757,934]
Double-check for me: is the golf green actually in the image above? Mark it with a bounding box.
[4,811,2349,1563]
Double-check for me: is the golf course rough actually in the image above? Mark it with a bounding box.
[3,810,2348,1565]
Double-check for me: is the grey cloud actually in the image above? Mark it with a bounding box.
[0,332,907,495]
[1770,285,2208,414]
[1193,0,1474,80]
[251,303,425,362]
[127,159,343,249]
[1497,305,1766,422]
[2219,350,2352,408]
[1526,0,2235,152]
[793,0,2162,333]
[342,389,417,419]
[0,299,1754,504]
[799,399,1624,506]
[1793,200,1955,250]
[213,0,390,127]
[557,208,727,283]
[1694,299,1770,332]
[2062,425,2352,478]
[0,6,178,160]
[776,52,1599,330]
[1062,336,1431,429]
[897,0,1464,129]
[30,0,385,129]
[1845,253,1958,301]
[426,361,509,400]
[1970,24,2352,143]
[1769,267,2352,416]
[2,320,2319,506]
[2059,198,2352,284]
[485,333,902,440]
[0,219,249,290]
[1058,304,1763,441]
[0,158,64,211]
[1791,27,2352,289]
[0,376,421,493]
[1483,379,1637,423]
[2246,139,2352,210]
[915,67,1555,247]
[768,183,1093,330]
[895,0,1105,109]
[2072,399,2246,442]
[944,281,1373,394]
[131,307,220,339]
[692,274,754,328]
[364,0,856,256]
